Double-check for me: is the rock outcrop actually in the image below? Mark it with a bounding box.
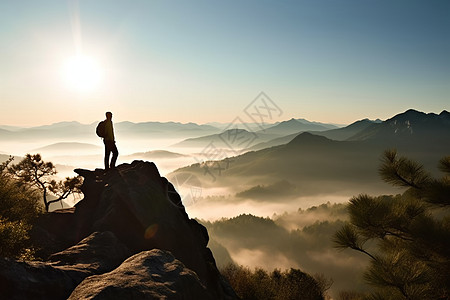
[2,161,236,299]
[0,231,130,299]
[69,249,213,300]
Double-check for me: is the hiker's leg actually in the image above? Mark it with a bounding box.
[110,142,118,168]
[104,142,111,170]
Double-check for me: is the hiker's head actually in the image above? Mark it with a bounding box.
[106,112,112,120]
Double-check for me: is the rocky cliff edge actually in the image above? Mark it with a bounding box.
[0,160,237,299]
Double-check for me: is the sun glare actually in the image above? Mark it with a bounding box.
[63,55,102,92]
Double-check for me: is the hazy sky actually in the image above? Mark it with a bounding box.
[1,0,449,126]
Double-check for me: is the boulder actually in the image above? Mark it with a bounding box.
[48,231,131,273]
[69,249,214,300]
[0,231,130,300]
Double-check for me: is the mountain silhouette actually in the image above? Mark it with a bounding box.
[32,142,101,152]
[175,132,384,196]
[311,118,377,141]
[173,110,450,197]
[0,128,12,137]
[247,118,375,151]
[248,132,299,151]
[348,109,450,142]
[287,131,335,146]
[172,116,339,150]
[172,128,275,149]
[296,118,339,129]
[258,118,334,135]
[0,121,220,141]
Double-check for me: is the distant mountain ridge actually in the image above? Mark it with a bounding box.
[172,128,277,149]
[296,118,340,129]
[248,133,299,151]
[248,109,449,150]
[31,121,87,131]
[0,120,221,141]
[2,110,448,151]
[258,118,334,135]
[248,118,378,151]
[32,142,100,152]
[115,121,218,133]
[0,117,338,140]
[172,109,450,197]
[173,117,341,150]
[311,119,378,141]
[348,109,450,141]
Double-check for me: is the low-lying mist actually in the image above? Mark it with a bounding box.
[199,202,374,298]
[182,193,351,221]
[1,136,207,178]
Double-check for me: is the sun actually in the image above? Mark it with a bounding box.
[63,55,102,92]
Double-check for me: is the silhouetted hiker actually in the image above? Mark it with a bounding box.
[101,111,118,170]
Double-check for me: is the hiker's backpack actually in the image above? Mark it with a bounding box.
[96,121,106,138]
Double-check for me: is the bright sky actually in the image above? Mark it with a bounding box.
[0,0,449,126]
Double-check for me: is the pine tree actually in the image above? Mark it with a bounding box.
[8,154,82,212]
[334,150,450,299]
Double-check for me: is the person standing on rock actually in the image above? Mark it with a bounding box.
[102,111,118,170]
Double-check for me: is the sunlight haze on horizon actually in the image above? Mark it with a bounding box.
[0,0,449,126]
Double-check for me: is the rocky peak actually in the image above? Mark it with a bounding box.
[1,160,237,299]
